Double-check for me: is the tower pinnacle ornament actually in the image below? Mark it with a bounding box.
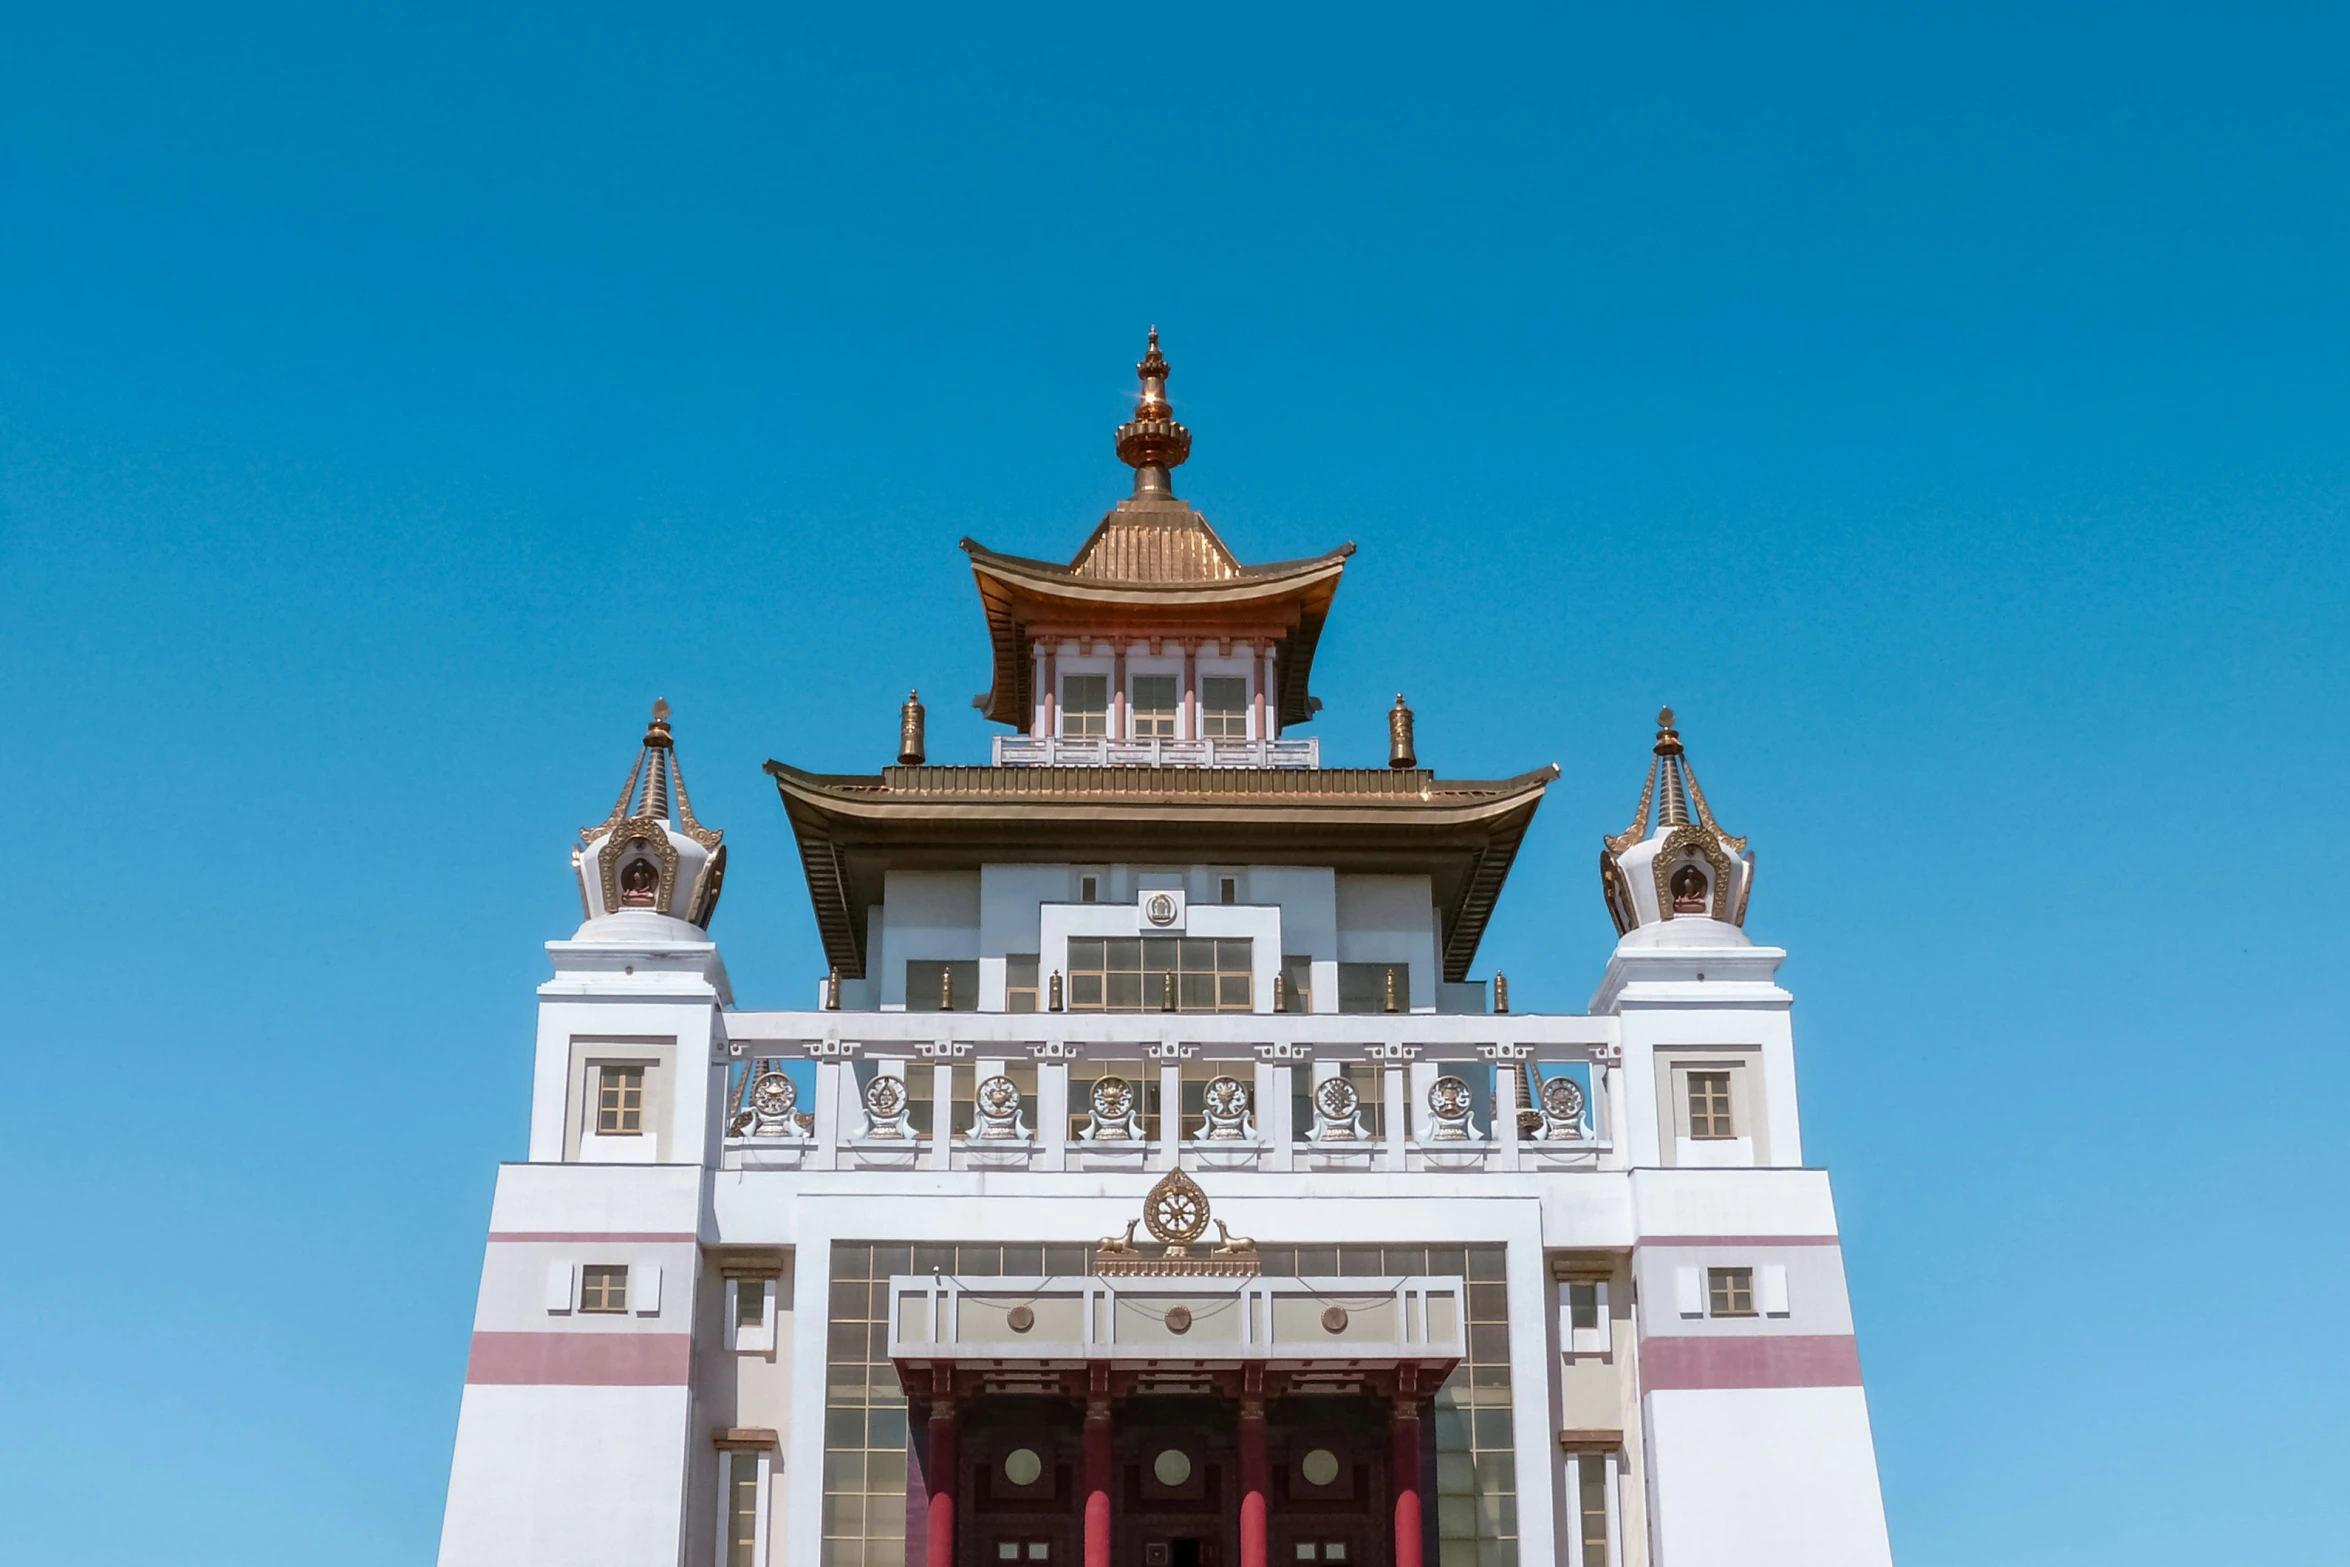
[1597,705,1753,937]
[1114,326,1192,498]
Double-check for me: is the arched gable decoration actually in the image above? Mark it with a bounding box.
[1650,825,1736,924]
[600,827,681,916]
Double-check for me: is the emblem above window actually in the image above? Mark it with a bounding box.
[1140,889,1185,929]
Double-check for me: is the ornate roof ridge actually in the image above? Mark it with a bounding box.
[765,759,1558,803]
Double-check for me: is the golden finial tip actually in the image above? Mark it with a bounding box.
[1657,705,1674,728]
[652,698,671,722]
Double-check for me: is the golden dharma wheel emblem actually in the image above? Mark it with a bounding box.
[1143,1167,1211,1245]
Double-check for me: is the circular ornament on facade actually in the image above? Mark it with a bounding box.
[1300,1448,1341,1487]
[1091,1076,1133,1118]
[1320,1306,1349,1333]
[1427,1076,1470,1117]
[1006,1305,1035,1333]
[1152,1449,1193,1487]
[1313,1077,1359,1121]
[864,1075,907,1117]
[978,1075,1019,1113]
[1003,1448,1043,1487]
[1145,892,1179,926]
[1164,1305,1193,1334]
[1142,1167,1211,1245]
[1539,1075,1585,1124]
[751,1071,797,1118]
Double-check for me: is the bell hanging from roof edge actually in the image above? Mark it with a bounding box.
[1389,693,1417,769]
[898,690,926,766]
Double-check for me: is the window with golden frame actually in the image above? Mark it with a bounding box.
[1004,955,1040,1014]
[1065,937,1252,1013]
[597,1065,645,1135]
[1686,1070,1735,1139]
[1707,1266,1755,1317]
[580,1264,629,1313]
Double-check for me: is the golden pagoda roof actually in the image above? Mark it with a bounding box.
[764,759,1556,983]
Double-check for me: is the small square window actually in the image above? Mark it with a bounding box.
[580,1264,629,1314]
[1687,1070,1734,1139]
[1080,876,1099,903]
[999,1545,1019,1561]
[1200,675,1249,739]
[1569,1281,1600,1331]
[1707,1267,1754,1317]
[596,1065,644,1135]
[1062,675,1109,738]
[735,1280,767,1330]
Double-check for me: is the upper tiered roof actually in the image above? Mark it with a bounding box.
[963,330,1355,728]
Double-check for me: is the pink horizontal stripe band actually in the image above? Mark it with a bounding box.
[466,1331,694,1386]
[487,1231,699,1243]
[1641,1333,1863,1392]
[1637,1235,1841,1248]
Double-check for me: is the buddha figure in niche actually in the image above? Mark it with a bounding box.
[1670,862,1710,914]
[620,856,660,908]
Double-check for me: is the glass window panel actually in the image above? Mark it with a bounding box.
[1062,675,1108,737]
[873,1245,912,1275]
[1200,676,1249,738]
[1131,675,1178,738]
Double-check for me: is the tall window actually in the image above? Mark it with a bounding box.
[1061,675,1108,738]
[597,1065,645,1135]
[1066,937,1253,1012]
[1199,675,1249,739]
[1687,1071,1734,1139]
[1130,674,1178,739]
[1707,1267,1755,1317]
[735,1280,768,1331]
[1577,1455,1611,1567]
[725,1450,761,1567]
[580,1265,629,1313]
[1005,955,1040,1013]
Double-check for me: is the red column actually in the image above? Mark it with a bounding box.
[1239,1395,1269,1567]
[927,1400,958,1567]
[1084,1395,1113,1567]
[1390,1399,1423,1567]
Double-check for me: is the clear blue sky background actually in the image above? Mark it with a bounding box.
[3,4,2344,1562]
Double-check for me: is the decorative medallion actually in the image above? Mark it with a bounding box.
[1425,1075,1475,1141]
[1537,1074,1588,1141]
[1145,892,1179,926]
[1314,1076,1359,1120]
[862,1074,912,1139]
[974,1074,1026,1140]
[1164,1305,1193,1334]
[1143,1167,1210,1245]
[1320,1306,1349,1333]
[1085,1075,1140,1142]
[749,1070,797,1136]
[1006,1305,1035,1334]
[1199,1075,1251,1140]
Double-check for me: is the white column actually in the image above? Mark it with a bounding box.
[1383,1062,1408,1170]
[928,1059,954,1170]
[1038,1053,1070,1171]
[1492,1052,1523,1172]
[1252,1058,1277,1155]
[1157,1061,1182,1168]
[1604,1052,1630,1165]
[812,1059,843,1171]
[1565,1452,1587,1567]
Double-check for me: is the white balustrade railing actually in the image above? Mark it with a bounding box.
[716,1011,1619,1177]
[990,735,1321,769]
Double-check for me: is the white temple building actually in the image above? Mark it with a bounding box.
[436,332,1897,1567]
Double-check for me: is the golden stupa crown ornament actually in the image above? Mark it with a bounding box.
[1114,326,1192,496]
[1095,1167,1259,1276]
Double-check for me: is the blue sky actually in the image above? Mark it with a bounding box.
[3,3,2345,1562]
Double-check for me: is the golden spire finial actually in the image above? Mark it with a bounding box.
[1116,326,1190,496]
[645,697,674,749]
[1653,706,1682,756]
